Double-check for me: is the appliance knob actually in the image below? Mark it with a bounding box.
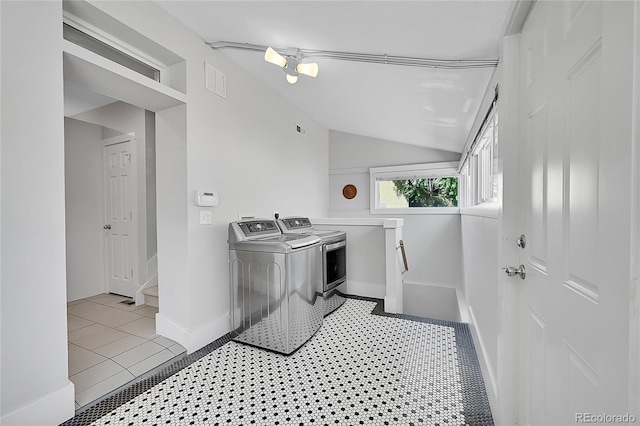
[255,223,263,231]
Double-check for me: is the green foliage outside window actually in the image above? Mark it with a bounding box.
[392,177,458,207]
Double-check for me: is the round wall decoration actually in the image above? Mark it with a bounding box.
[342,184,357,199]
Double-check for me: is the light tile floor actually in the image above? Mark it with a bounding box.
[68,293,186,409]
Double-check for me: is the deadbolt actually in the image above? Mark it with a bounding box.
[103,224,111,230]
[517,234,526,249]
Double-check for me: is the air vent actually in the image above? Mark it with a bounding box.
[63,23,160,82]
[205,63,227,99]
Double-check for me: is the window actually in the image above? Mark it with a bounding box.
[63,24,161,82]
[370,162,459,214]
[460,106,498,207]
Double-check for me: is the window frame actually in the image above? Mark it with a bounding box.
[460,105,499,209]
[369,162,460,215]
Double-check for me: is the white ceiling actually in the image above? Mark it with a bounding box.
[157,1,511,153]
[64,81,117,117]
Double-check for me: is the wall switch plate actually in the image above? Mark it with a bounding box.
[200,211,212,225]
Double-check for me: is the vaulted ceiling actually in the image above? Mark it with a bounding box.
[157,1,511,153]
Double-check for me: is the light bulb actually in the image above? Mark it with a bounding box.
[286,74,298,84]
[296,62,318,78]
[265,47,287,68]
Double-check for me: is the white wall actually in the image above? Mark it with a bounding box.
[64,118,105,301]
[329,130,460,169]
[82,1,330,353]
[0,0,3,414]
[1,1,75,424]
[460,212,498,396]
[328,130,463,320]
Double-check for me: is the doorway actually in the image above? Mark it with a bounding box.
[64,101,153,302]
[63,92,178,409]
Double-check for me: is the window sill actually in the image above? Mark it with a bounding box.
[370,207,460,215]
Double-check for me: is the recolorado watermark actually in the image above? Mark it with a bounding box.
[576,413,637,423]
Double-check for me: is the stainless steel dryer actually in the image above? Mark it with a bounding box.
[228,219,324,354]
[276,217,347,316]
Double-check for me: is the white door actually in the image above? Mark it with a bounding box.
[103,134,137,297]
[514,2,635,424]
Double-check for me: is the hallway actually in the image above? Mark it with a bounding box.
[67,294,185,408]
[64,298,493,425]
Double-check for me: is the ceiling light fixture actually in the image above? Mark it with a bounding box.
[207,41,499,70]
[264,46,318,84]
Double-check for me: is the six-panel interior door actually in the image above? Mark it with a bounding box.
[103,136,137,298]
[517,2,633,424]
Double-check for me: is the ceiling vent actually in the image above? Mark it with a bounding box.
[205,63,227,99]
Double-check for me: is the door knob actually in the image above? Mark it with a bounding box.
[503,264,526,279]
[103,224,111,230]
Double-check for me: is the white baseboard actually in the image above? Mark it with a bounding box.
[345,280,385,299]
[455,288,469,323]
[156,312,230,354]
[1,381,75,426]
[467,306,499,419]
[383,295,399,313]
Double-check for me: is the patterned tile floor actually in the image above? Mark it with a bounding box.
[62,297,493,426]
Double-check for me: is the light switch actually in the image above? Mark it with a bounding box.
[200,210,212,225]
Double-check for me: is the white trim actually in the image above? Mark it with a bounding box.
[1,381,75,426]
[495,33,521,426]
[455,286,468,323]
[371,207,460,216]
[103,134,139,298]
[467,306,499,417]
[343,280,386,299]
[384,224,404,314]
[369,161,459,178]
[500,0,536,38]
[458,69,498,172]
[156,312,230,354]
[629,0,640,415]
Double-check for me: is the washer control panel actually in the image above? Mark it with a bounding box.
[280,217,312,231]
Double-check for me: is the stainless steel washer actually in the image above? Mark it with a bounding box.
[276,217,347,316]
[228,219,324,354]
